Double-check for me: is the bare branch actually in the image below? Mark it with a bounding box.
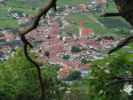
[108,36,133,54]
[106,76,133,86]
[20,0,57,36]
[102,8,133,17]
[102,12,122,17]
[18,0,58,100]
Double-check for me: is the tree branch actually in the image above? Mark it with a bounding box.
[108,36,133,54]
[102,8,133,17]
[102,2,133,54]
[19,0,57,100]
[106,76,133,86]
[102,12,123,17]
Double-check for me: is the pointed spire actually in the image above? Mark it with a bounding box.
[80,20,85,27]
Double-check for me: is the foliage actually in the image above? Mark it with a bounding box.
[81,59,88,64]
[62,55,70,60]
[71,46,82,53]
[0,49,67,100]
[67,44,133,100]
[65,70,81,81]
[86,44,133,100]
[0,48,39,100]
[41,64,67,100]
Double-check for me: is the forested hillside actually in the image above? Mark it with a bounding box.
[0,0,133,100]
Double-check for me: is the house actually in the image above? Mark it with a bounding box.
[79,64,91,77]
[79,4,88,12]
[0,33,15,42]
[79,39,88,47]
[0,34,5,40]
[96,0,107,5]
[63,61,81,69]
[80,28,94,38]
[0,45,12,54]
[96,0,107,13]
[100,37,114,49]
[17,16,30,25]
[79,20,94,38]
[0,51,5,60]
[58,64,72,79]
[4,33,15,42]
[87,40,101,49]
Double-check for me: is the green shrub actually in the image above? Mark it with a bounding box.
[71,46,82,53]
[0,49,67,100]
[62,55,70,60]
[65,70,81,81]
[87,44,133,100]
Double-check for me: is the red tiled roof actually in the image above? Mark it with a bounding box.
[96,0,107,4]
[63,61,80,68]
[80,64,91,70]
[81,28,94,36]
[50,22,60,34]
[4,33,15,42]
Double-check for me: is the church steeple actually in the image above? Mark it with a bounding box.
[79,20,85,37]
[79,20,94,38]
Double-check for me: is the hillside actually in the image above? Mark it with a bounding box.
[0,0,131,33]
[0,1,133,100]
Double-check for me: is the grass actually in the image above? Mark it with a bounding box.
[57,0,88,6]
[59,1,130,37]
[0,0,89,29]
[105,1,118,12]
[0,0,131,38]
[0,18,18,28]
[65,12,130,37]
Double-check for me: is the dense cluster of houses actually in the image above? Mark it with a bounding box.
[6,0,108,26]
[0,0,115,79]
[0,30,22,61]
[25,16,117,79]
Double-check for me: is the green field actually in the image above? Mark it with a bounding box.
[0,0,131,38]
[65,12,131,38]
[0,0,89,29]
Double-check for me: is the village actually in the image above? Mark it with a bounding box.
[0,0,122,78]
[0,0,133,100]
